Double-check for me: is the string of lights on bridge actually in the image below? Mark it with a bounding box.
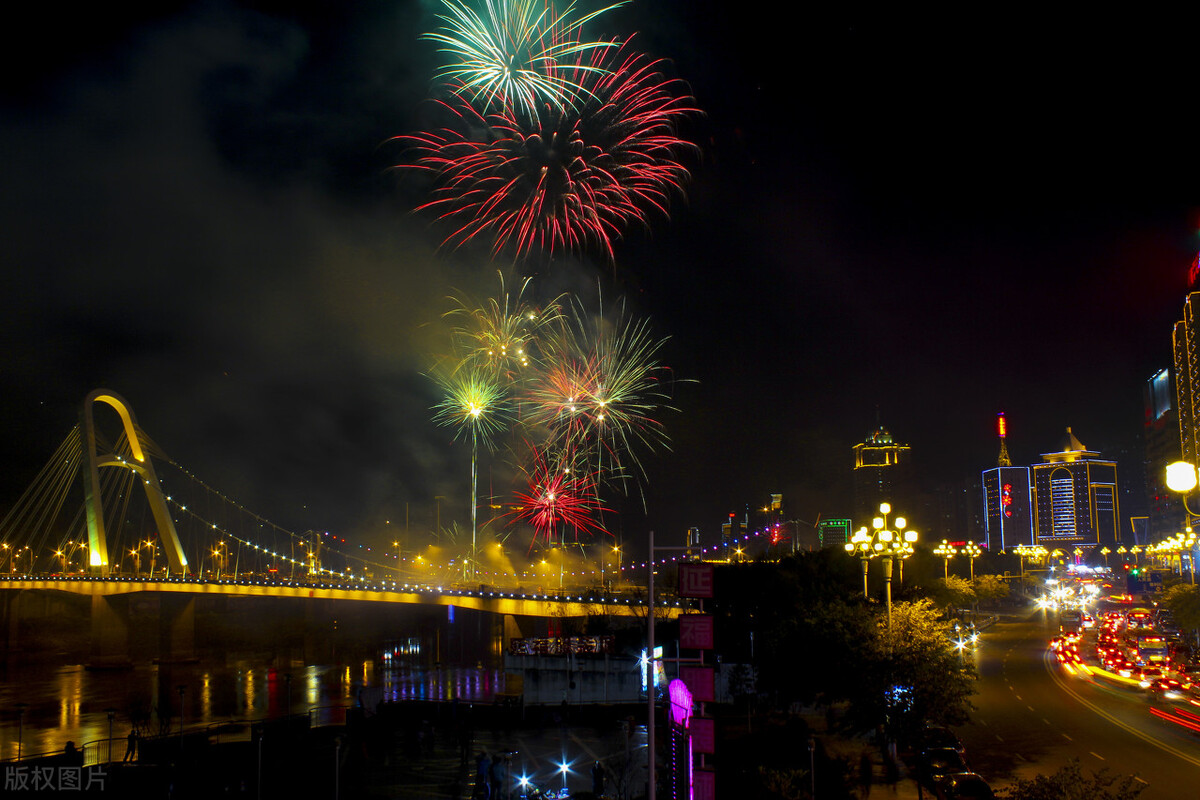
[157,458,779,583]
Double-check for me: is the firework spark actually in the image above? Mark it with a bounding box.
[525,297,674,491]
[443,271,564,380]
[425,0,625,120]
[432,366,512,447]
[402,38,699,260]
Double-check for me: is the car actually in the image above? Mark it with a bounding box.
[917,747,971,788]
[1149,677,1192,698]
[1135,666,1164,686]
[935,772,996,799]
[915,725,965,755]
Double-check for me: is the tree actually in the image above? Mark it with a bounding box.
[849,598,975,741]
[931,575,976,612]
[998,760,1145,800]
[1161,583,1200,646]
[972,574,1010,607]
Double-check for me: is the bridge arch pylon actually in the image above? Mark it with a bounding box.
[80,389,188,577]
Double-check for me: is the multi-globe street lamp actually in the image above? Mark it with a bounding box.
[1012,543,1047,579]
[874,504,918,633]
[1152,530,1198,584]
[934,540,958,579]
[845,527,877,599]
[844,503,918,633]
[962,542,982,581]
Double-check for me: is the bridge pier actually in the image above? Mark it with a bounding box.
[159,595,196,663]
[1,591,20,655]
[89,593,132,669]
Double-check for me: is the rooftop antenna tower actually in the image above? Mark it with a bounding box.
[996,412,1012,467]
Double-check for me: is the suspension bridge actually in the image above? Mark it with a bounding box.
[0,390,691,666]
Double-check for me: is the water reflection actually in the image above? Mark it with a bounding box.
[0,657,502,761]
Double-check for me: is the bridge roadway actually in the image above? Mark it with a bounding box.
[0,575,678,619]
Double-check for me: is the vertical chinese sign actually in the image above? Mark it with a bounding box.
[678,562,715,799]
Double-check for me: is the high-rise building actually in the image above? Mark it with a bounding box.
[982,413,1032,550]
[1030,428,1120,548]
[1173,293,1200,471]
[852,425,913,529]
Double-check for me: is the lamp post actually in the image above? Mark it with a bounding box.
[16,702,27,761]
[873,504,918,633]
[1130,545,1142,566]
[105,708,116,763]
[177,685,186,741]
[844,503,917,634]
[845,527,875,598]
[934,540,957,579]
[962,542,982,582]
[1100,546,1111,568]
[1167,461,1200,526]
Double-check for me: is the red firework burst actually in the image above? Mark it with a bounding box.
[510,448,604,548]
[401,38,699,260]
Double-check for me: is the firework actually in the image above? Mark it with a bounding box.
[432,365,513,578]
[525,297,674,490]
[511,445,604,548]
[432,366,512,447]
[443,271,564,380]
[402,38,699,260]
[425,0,625,120]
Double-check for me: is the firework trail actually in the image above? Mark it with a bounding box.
[431,365,513,578]
[402,38,699,260]
[425,0,626,121]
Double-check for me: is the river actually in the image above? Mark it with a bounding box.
[0,645,504,761]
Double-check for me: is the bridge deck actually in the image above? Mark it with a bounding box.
[0,577,680,619]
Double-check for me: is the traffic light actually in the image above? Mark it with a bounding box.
[1122,564,1131,572]
[1130,567,1140,577]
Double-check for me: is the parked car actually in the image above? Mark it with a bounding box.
[935,772,996,799]
[917,748,970,789]
[915,725,965,755]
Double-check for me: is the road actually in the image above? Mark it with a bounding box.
[958,608,1200,798]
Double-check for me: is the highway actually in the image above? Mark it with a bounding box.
[958,608,1200,798]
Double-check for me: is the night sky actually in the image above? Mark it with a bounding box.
[1,1,1197,561]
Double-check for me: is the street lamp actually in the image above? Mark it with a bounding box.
[962,542,982,582]
[1100,546,1111,568]
[845,503,917,633]
[845,527,876,598]
[873,504,918,633]
[1167,461,1200,525]
[934,540,958,579]
[16,702,27,761]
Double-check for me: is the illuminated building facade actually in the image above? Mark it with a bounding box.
[982,413,1032,549]
[1144,368,1183,541]
[1030,428,1120,548]
[852,425,913,529]
[983,468,1032,550]
[1172,293,1200,472]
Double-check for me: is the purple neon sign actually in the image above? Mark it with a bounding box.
[669,679,693,727]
